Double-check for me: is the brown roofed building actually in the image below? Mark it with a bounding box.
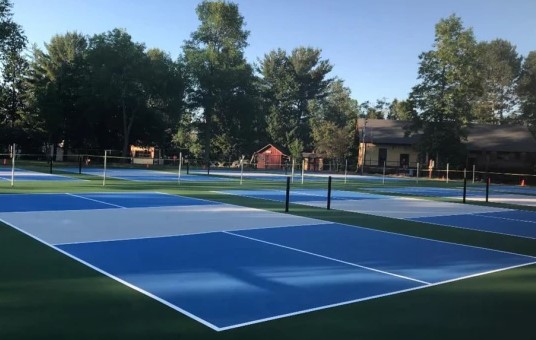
[357,119,536,173]
[252,144,289,170]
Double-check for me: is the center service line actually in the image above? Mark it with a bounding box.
[65,193,127,209]
[222,231,430,285]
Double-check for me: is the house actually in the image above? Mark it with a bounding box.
[466,124,536,172]
[302,152,324,171]
[357,119,420,169]
[357,119,536,173]
[252,144,289,170]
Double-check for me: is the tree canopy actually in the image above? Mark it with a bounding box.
[1,0,535,168]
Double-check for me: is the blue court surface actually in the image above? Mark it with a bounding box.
[58,167,232,182]
[221,189,536,240]
[219,188,386,203]
[1,192,534,331]
[201,169,413,183]
[364,186,484,198]
[410,210,536,239]
[0,192,213,212]
[0,168,80,182]
[365,185,536,199]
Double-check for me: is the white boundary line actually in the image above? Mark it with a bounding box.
[216,190,536,258]
[0,217,222,332]
[4,191,536,332]
[473,213,536,224]
[409,216,536,241]
[223,231,430,285]
[3,213,536,332]
[53,220,329,246]
[65,193,127,209]
[217,260,536,331]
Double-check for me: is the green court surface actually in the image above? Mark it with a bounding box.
[1,172,536,339]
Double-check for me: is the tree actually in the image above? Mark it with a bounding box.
[183,0,257,162]
[518,51,536,133]
[144,48,187,150]
[258,47,333,154]
[310,80,358,168]
[409,15,480,166]
[28,32,89,150]
[387,98,413,120]
[473,39,522,124]
[87,29,152,156]
[0,0,29,146]
[358,99,388,119]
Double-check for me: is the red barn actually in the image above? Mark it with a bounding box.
[253,144,288,169]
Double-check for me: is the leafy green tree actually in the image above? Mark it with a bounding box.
[259,47,333,153]
[0,0,30,146]
[28,32,89,150]
[310,80,358,168]
[358,99,388,119]
[87,29,153,156]
[518,51,536,133]
[144,48,187,150]
[387,98,413,120]
[409,15,480,166]
[183,0,257,162]
[473,39,522,124]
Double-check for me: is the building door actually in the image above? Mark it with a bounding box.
[378,148,387,166]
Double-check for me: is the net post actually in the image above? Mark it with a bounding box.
[382,161,386,185]
[344,158,348,184]
[10,143,15,187]
[49,156,53,174]
[78,155,82,174]
[301,159,305,185]
[416,162,419,184]
[472,164,475,184]
[285,176,290,212]
[291,158,295,183]
[240,155,244,185]
[103,150,109,186]
[485,176,490,202]
[327,176,332,210]
[207,161,210,175]
[178,152,182,184]
[446,163,449,183]
[463,173,467,204]
[186,161,189,174]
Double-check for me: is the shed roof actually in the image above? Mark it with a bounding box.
[253,144,288,156]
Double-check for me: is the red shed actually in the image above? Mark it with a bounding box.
[253,144,288,169]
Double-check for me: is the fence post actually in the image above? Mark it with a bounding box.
[327,176,332,210]
[10,143,15,187]
[486,176,490,203]
[285,176,290,212]
[463,177,467,203]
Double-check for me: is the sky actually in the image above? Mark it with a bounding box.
[11,0,536,104]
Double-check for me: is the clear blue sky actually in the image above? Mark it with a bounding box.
[11,0,536,104]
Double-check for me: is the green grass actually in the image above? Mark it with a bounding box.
[1,173,536,339]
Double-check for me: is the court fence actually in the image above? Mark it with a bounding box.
[2,151,536,189]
